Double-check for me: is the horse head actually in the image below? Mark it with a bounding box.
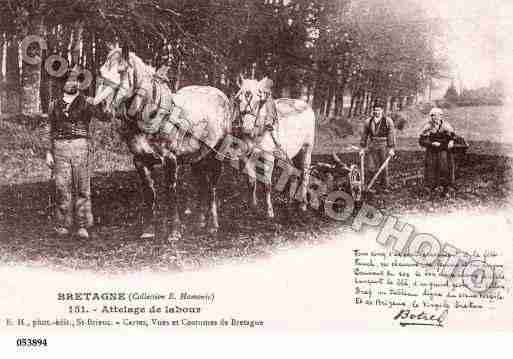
[235,75,272,136]
[94,44,154,119]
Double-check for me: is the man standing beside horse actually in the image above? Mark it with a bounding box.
[45,67,110,239]
[360,104,396,194]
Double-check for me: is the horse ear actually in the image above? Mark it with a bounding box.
[237,73,244,87]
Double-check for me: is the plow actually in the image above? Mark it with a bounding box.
[309,135,469,215]
[309,146,394,209]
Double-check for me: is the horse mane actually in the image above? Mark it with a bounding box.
[128,52,156,81]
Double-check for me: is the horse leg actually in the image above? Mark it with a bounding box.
[206,157,223,233]
[182,166,193,216]
[191,162,208,229]
[134,157,156,239]
[283,156,301,219]
[297,143,313,212]
[163,155,182,242]
[244,157,258,211]
[191,158,222,234]
[262,152,275,219]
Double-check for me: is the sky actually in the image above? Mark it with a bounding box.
[421,0,513,93]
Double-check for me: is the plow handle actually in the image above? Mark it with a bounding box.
[366,154,393,191]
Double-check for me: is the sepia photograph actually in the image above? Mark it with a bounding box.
[0,0,512,351]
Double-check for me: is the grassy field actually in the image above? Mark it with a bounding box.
[1,105,510,185]
[0,105,511,272]
[316,105,513,156]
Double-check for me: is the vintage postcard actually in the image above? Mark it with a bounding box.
[0,0,512,354]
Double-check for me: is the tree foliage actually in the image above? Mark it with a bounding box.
[0,0,448,116]
[444,83,459,104]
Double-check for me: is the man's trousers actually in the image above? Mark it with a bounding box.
[53,138,93,229]
[366,139,390,189]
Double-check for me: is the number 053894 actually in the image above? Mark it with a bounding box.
[16,338,48,347]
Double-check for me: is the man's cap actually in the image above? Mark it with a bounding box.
[61,65,85,84]
[373,101,384,110]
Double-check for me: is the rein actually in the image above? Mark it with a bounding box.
[234,92,295,168]
[239,94,267,135]
[101,63,167,123]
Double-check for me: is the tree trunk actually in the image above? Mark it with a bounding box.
[40,27,50,113]
[2,36,21,114]
[47,25,62,105]
[312,67,326,113]
[322,98,329,118]
[348,91,356,117]
[0,33,4,113]
[362,92,368,115]
[70,21,84,67]
[335,84,345,117]
[60,24,72,63]
[355,92,363,116]
[307,82,314,105]
[360,92,367,115]
[328,91,336,118]
[21,16,45,115]
[366,92,374,115]
[0,33,4,84]
[84,30,96,96]
[353,93,360,116]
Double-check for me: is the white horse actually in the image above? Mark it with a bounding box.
[93,45,232,240]
[235,76,316,217]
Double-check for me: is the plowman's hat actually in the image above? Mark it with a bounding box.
[373,101,384,109]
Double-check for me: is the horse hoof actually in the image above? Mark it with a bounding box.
[299,203,307,212]
[207,226,218,235]
[184,207,192,216]
[167,231,182,242]
[266,211,275,219]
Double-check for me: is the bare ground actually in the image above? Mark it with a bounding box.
[0,145,511,274]
[0,107,512,273]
